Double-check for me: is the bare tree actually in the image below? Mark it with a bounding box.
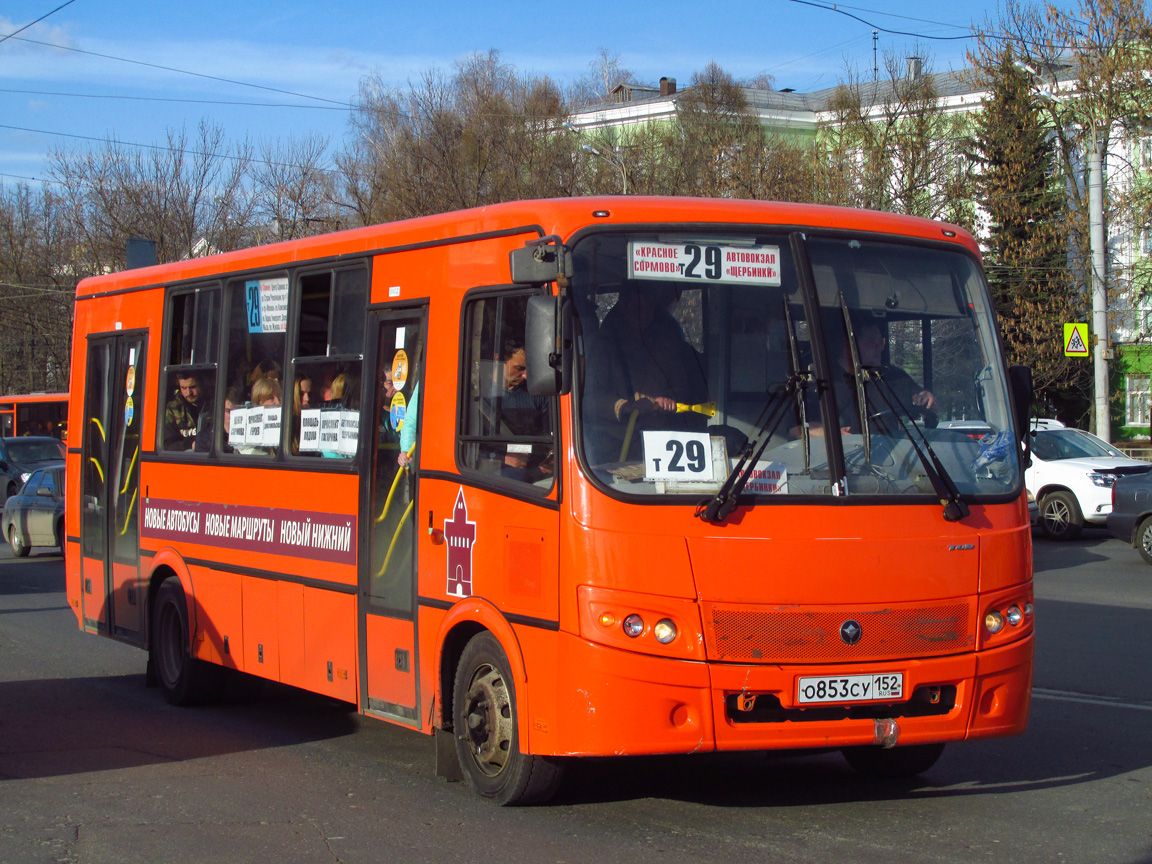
[47,121,253,270]
[0,182,75,393]
[568,49,638,108]
[341,51,580,223]
[819,53,975,227]
[253,134,340,241]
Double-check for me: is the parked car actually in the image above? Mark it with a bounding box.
[2,462,65,556]
[1107,471,1152,563]
[1027,427,1152,539]
[0,436,67,501]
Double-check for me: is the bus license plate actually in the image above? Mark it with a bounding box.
[796,673,903,704]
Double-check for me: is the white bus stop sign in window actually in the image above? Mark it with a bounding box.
[642,431,714,481]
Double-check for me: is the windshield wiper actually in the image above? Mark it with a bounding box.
[838,296,968,522]
[839,299,872,468]
[869,372,971,522]
[698,300,810,524]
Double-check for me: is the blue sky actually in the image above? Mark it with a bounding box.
[0,1,1069,186]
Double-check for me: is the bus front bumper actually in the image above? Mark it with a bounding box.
[550,632,1032,756]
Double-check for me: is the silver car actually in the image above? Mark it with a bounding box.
[2,462,65,556]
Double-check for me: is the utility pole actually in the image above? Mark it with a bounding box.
[1088,128,1110,441]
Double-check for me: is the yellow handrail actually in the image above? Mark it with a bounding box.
[119,446,139,494]
[375,444,416,524]
[376,500,415,579]
[120,487,138,536]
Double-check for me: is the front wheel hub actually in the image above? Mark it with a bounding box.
[461,665,513,776]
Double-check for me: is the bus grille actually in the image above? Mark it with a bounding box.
[703,601,974,662]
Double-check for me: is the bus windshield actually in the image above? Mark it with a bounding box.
[572,229,1020,501]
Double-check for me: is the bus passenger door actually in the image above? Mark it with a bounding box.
[361,308,426,725]
[79,334,147,643]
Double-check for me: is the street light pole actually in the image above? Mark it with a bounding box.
[581,143,627,194]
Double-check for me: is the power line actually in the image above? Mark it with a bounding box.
[2,34,348,107]
[0,87,347,112]
[0,123,339,174]
[784,0,977,41]
[0,0,77,46]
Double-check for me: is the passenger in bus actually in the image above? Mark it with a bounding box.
[163,373,206,451]
[194,385,242,454]
[294,375,315,412]
[398,383,418,469]
[247,358,282,389]
[584,281,708,463]
[326,372,359,409]
[378,370,399,445]
[793,321,935,437]
[290,375,316,455]
[493,338,551,482]
[235,378,282,456]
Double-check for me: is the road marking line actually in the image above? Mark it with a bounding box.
[1032,687,1152,712]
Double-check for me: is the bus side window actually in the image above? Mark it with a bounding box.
[289,267,367,459]
[459,293,554,489]
[159,286,219,454]
[222,275,289,457]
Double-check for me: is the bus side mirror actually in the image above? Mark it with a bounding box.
[510,235,570,285]
[526,295,570,397]
[1008,365,1034,465]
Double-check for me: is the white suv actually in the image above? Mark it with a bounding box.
[1027,426,1152,539]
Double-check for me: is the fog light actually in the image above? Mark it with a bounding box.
[1024,602,1034,618]
[985,610,1005,634]
[598,612,616,628]
[622,614,645,637]
[653,618,677,644]
[1006,605,1023,626]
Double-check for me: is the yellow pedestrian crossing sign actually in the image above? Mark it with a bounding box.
[1064,323,1090,357]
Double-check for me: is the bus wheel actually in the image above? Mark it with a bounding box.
[9,525,29,557]
[151,578,222,706]
[452,631,564,805]
[841,742,945,778]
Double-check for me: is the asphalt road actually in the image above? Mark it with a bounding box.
[1,530,1150,864]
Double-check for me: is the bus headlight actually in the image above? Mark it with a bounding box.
[1005,605,1023,626]
[984,610,1005,634]
[653,619,677,644]
[622,614,645,638]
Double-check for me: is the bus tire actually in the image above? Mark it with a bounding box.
[1039,490,1083,540]
[841,742,945,778]
[151,578,222,706]
[452,631,564,805]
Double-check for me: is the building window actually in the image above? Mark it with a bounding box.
[1126,375,1150,426]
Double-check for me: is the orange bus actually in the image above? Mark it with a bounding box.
[65,197,1035,804]
[0,392,68,440]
